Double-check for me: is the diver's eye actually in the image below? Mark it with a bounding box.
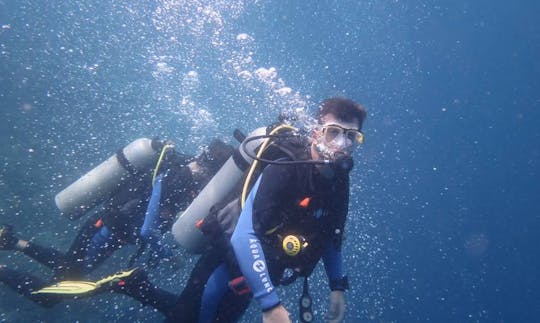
[324,126,342,141]
[346,131,357,142]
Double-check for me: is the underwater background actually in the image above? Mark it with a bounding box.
[1,0,539,322]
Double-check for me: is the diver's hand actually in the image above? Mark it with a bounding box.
[325,290,346,322]
[262,305,291,323]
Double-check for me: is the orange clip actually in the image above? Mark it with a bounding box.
[94,219,103,228]
[299,197,311,208]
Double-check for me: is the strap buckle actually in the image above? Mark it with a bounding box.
[228,276,251,296]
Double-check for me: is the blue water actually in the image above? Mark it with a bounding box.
[1,1,539,322]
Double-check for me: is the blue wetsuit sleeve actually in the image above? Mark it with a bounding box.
[322,243,344,282]
[323,185,348,289]
[231,176,279,311]
[230,164,292,312]
[140,173,172,258]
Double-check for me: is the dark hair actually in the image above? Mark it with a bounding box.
[317,97,367,130]
[198,139,235,174]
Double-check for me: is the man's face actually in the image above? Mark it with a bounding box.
[313,113,362,161]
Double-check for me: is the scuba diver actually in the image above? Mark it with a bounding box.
[33,97,367,323]
[0,138,235,307]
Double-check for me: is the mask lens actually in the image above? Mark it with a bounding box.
[347,130,364,144]
[346,130,357,142]
[322,125,363,145]
[324,125,342,142]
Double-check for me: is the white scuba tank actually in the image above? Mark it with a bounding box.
[55,138,162,220]
[172,127,267,253]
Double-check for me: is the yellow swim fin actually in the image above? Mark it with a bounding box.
[32,281,100,295]
[32,268,138,295]
[94,268,138,287]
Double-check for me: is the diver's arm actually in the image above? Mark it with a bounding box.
[322,244,348,290]
[324,184,349,290]
[230,176,281,311]
[140,173,172,258]
[322,239,347,323]
[230,165,291,312]
[322,244,344,284]
[322,195,349,323]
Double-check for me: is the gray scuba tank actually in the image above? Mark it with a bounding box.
[55,138,162,220]
[171,127,266,253]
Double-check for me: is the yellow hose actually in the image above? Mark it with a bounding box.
[240,124,297,208]
[152,144,174,186]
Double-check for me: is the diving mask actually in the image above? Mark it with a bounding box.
[321,124,364,146]
[315,123,362,161]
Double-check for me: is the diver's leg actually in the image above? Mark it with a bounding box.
[165,249,225,322]
[74,226,126,277]
[20,240,72,271]
[215,290,253,323]
[198,263,232,322]
[20,214,119,279]
[1,217,107,275]
[60,214,109,277]
[111,268,178,315]
[2,223,71,270]
[0,265,61,307]
[51,214,126,279]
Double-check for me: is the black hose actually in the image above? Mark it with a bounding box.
[240,134,330,166]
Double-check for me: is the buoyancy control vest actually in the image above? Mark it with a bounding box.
[200,163,349,279]
[197,125,312,232]
[196,129,336,277]
[261,166,349,277]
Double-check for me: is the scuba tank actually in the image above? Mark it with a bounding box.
[173,123,320,254]
[55,138,163,220]
[171,127,267,253]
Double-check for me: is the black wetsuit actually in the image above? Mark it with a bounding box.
[0,150,199,307]
[113,161,350,323]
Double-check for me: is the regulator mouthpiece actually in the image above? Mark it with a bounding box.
[333,153,354,173]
